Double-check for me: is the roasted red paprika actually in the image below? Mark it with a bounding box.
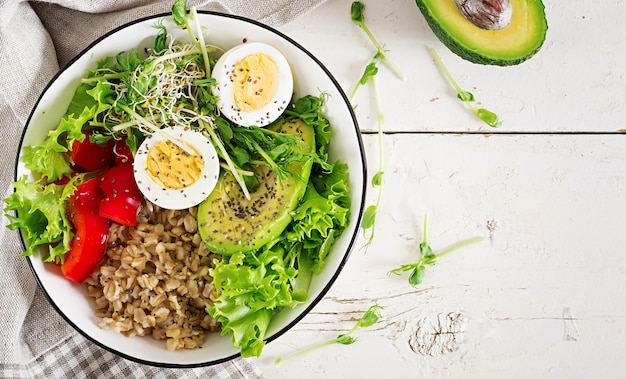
[99,163,143,226]
[70,131,115,172]
[61,177,109,283]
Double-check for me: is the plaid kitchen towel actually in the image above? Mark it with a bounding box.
[0,0,326,377]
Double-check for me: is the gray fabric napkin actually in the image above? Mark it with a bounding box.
[0,0,325,377]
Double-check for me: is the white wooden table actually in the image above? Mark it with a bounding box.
[253,0,626,377]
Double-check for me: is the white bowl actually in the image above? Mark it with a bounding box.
[15,11,366,367]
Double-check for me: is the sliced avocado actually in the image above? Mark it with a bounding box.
[198,119,315,255]
[415,0,548,65]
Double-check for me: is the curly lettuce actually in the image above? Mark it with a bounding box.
[21,80,114,182]
[3,176,74,263]
[208,159,351,358]
[5,79,113,263]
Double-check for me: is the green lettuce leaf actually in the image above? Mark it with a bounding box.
[204,94,352,357]
[21,80,116,182]
[208,160,351,357]
[3,176,73,263]
[65,83,97,118]
[66,81,114,120]
[208,248,300,357]
[289,161,351,273]
[21,105,92,182]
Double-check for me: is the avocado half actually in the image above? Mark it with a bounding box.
[415,0,548,65]
[198,119,315,255]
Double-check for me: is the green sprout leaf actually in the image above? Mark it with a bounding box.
[350,1,365,23]
[361,204,378,230]
[371,171,383,187]
[351,2,405,81]
[275,304,383,365]
[361,63,379,84]
[457,90,475,103]
[408,266,426,287]
[336,334,357,345]
[153,20,168,53]
[476,108,500,127]
[171,0,189,28]
[389,214,485,287]
[357,305,382,328]
[351,61,379,103]
[429,47,501,128]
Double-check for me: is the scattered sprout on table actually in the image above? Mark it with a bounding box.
[349,1,405,252]
[274,304,383,365]
[429,47,501,128]
[351,1,406,81]
[389,214,485,286]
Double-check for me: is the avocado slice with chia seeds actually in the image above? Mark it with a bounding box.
[198,119,315,255]
[415,0,548,65]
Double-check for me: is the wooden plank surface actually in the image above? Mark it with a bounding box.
[281,0,626,134]
[253,0,626,377]
[254,132,626,378]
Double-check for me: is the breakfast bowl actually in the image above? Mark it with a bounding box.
[10,8,366,368]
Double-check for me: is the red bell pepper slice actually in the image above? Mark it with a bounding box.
[61,177,110,283]
[99,163,143,226]
[70,131,114,172]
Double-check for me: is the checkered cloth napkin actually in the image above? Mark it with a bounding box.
[0,1,325,377]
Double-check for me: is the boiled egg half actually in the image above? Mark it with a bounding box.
[133,125,220,210]
[212,42,293,127]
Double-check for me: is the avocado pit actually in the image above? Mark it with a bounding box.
[455,0,512,30]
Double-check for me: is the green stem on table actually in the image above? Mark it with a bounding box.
[429,47,501,128]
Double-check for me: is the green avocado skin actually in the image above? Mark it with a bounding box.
[415,0,548,66]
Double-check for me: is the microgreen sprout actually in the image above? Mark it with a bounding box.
[389,214,485,287]
[176,106,251,199]
[351,2,405,81]
[350,60,378,104]
[359,66,385,252]
[116,103,195,155]
[198,118,252,200]
[429,47,501,128]
[172,0,211,77]
[274,304,383,365]
[350,2,401,252]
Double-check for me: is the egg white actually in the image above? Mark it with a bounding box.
[212,42,293,127]
[133,126,220,210]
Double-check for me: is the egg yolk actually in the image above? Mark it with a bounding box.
[146,140,204,189]
[231,52,279,112]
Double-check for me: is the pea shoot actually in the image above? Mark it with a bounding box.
[274,304,383,365]
[350,2,405,252]
[429,47,501,128]
[389,214,485,287]
[358,66,384,252]
[351,2,405,81]
[350,60,378,103]
[172,0,212,77]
